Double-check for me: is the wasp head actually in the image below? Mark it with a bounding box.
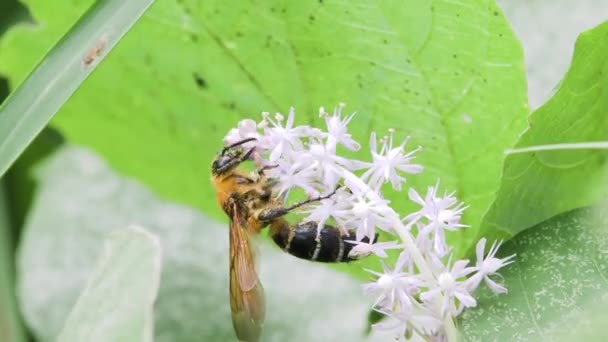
[211,138,257,175]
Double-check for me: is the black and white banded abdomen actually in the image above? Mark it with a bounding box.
[270,221,376,262]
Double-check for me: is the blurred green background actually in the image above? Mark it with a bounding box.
[1,1,608,341]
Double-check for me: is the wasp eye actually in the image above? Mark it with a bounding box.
[213,155,234,173]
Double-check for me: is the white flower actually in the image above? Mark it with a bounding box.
[421,259,476,316]
[337,190,395,241]
[321,104,361,152]
[346,240,401,259]
[372,303,442,340]
[221,105,514,341]
[272,161,320,199]
[362,130,423,191]
[371,312,410,342]
[363,255,421,314]
[301,188,351,231]
[410,222,434,258]
[336,171,400,240]
[306,143,348,188]
[259,109,311,162]
[466,238,515,294]
[223,119,260,149]
[404,182,468,256]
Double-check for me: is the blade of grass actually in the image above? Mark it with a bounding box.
[0,181,27,342]
[0,0,155,178]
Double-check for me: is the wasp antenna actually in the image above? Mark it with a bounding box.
[283,189,340,213]
[328,185,342,197]
[315,186,341,202]
[242,147,256,161]
[222,137,258,155]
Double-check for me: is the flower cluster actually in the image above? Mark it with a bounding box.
[223,105,515,341]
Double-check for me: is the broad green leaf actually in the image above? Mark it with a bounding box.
[0,0,154,178]
[1,0,528,257]
[57,225,161,342]
[17,147,389,342]
[480,21,608,241]
[460,206,608,341]
[0,182,27,342]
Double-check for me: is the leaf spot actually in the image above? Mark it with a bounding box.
[193,73,207,89]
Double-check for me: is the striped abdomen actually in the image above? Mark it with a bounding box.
[270,220,377,262]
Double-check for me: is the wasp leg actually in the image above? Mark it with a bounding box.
[257,207,289,222]
[257,187,340,222]
[283,187,340,212]
[255,164,279,191]
[222,192,243,216]
[256,164,278,177]
[242,187,272,210]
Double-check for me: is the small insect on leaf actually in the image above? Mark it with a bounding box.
[82,34,108,68]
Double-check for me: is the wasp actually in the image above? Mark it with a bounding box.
[211,137,376,342]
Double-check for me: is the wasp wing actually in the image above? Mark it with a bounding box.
[229,202,265,342]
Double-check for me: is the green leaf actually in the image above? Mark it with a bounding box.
[1,0,528,257]
[18,146,388,341]
[481,21,608,240]
[0,0,154,178]
[57,225,162,342]
[460,206,608,341]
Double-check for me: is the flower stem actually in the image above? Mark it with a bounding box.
[391,219,431,276]
[443,315,458,342]
[392,218,459,341]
